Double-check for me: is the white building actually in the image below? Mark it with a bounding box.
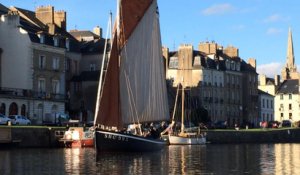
[258,90,274,122]
[275,79,300,123]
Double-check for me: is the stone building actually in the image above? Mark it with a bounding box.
[164,41,258,127]
[68,37,109,122]
[0,4,80,124]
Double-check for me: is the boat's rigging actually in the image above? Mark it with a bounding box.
[94,12,112,125]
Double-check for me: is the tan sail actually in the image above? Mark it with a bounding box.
[95,0,169,129]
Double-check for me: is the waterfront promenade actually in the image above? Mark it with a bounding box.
[1,126,300,148]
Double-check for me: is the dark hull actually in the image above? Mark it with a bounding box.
[95,129,167,152]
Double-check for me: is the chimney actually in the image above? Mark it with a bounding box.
[248,58,256,70]
[162,46,169,72]
[259,74,266,86]
[54,10,66,30]
[35,5,54,25]
[224,45,239,57]
[93,26,102,38]
[179,44,193,70]
[198,41,217,54]
[274,75,280,86]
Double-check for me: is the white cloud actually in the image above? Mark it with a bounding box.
[263,14,289,23]
[202,3,235,16]
[257,62,282,78]
[266,28,282,35]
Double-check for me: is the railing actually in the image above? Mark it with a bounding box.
[0,87,66,101]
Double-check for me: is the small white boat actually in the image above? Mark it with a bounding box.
[169,132,206,145]
[166,83,207,145]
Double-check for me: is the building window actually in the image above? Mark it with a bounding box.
[271,114,273,120]
[52,57,59,70]
[38,78,45,93]
[280,113,283,118]
[39,55,46,69]
[66,38,70,51]
[54,37,59,47]
[65,59,70,72]
[289,113,292,120]
[52,80,59,94]
[90,63,96,71]
[262,99,265,108]
[280,104,284,111]
[280,94,283,100]
[169,57,178,68]
[289,104,292,110]
[289,94,292,100]
[266,99,269,108]
[39,34,45,44]
[271,100,273,109]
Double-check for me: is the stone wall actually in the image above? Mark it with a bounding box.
[206,129,300,143]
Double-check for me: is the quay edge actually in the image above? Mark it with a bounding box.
[206,128,300,144]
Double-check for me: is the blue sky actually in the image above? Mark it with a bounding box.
[1,0,300,78]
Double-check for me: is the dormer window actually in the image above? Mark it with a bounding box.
[231,61,235,70]
[236,62,241,71]
[54,36,59,47]
[66,38,70,51]
[225,60,230,69]
[39,34,45,44]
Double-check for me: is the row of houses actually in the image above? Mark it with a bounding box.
[0,3,299,127]
[0,4,106,124]
[162,27,300,127]
[163,42,259,127]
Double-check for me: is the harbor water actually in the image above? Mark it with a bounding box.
[1,144,300,174]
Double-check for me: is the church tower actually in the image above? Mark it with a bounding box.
[281,27,299,80]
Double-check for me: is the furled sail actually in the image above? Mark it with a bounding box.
[94,0,169,129]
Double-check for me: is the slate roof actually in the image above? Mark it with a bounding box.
[0,3,8,15]
[276,79,299,94]
[80,38,110,54]
[258,89,274,97]
[167,49,254,73]
[69,30,99,40]
[9,6,80,51]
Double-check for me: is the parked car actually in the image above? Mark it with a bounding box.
[281,120,292,127]
[213,120,228,129]
[9,115,31,125]
[0,114,10,125]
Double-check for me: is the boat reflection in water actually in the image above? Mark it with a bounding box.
[96,150,168,174]
[1,144,300,174]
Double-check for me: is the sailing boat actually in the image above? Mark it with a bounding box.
[167,83,206,145]
[93,0,169,152]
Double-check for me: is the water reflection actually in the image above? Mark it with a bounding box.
[96,149,168,174]
[1,144,300,174]
[274,144,300,175]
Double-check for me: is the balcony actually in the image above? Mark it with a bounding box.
[0,87,66,101]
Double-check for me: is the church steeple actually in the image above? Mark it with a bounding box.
[282,27,298,80]
[286,27,296,71]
